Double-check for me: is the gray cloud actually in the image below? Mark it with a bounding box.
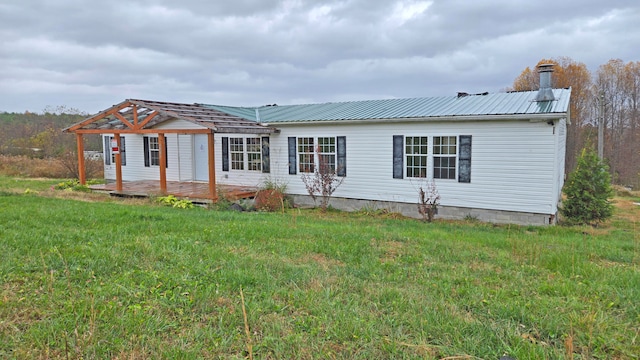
[1,0,639,113]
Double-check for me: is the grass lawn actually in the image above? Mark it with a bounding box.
[0,176,638,359]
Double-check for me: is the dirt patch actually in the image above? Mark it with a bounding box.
[301,253,344,270]
[370,238,405,264]
[614,198,640,223]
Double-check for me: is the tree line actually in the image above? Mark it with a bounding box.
[0,106,101,158]
[2,60,639,188]
[511,57,640,188]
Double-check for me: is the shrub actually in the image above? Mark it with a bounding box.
[560,146,614,226]
[300,148,344,212]
[53,179,90,192]
[255,178,288,212]
[156,195,194,209]
[416,179,440,222]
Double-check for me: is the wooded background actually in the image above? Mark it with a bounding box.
[512,57,640,188]
[1,59,639,187]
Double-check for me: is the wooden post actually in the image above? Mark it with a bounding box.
[159,133,167,194]
[208,131,217,200]
[76,133,86,185]
[114,134,123,191]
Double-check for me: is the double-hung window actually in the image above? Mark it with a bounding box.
[298,137,315,173]
[318,137,336,172]
[246,138,262,171]
[143,136,167,168]
[405,136,428,178]
[433,136,457,179]
[103,135,126,166]
[148,137,160,166]
[230,138,244,170]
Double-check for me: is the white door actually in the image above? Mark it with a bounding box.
[193,134,209,181]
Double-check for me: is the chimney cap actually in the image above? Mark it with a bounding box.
[538,63,555,72]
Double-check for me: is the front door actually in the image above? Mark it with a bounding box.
[193,134,209,181]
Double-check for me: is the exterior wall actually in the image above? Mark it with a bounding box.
[268,119,563,217]
[101,117,566,224]
[177,134,194,181]
[103,133,190,182]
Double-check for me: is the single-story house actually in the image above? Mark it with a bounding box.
[64,67,570,225]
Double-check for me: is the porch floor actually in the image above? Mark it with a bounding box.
[89,180,257,203]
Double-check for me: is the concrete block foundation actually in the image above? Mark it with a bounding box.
[290,195,556,226]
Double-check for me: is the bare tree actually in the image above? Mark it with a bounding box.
[300,146,344,212]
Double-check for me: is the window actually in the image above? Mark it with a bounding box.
[230,138,244,170]
[318,137,336,172]
[143,136,167,168]
[149,137,160,166]
[288,136,347,176]
[298,137,315,173]
[433,136,456,179]
[405,136,428,178]
[246,138,262,171]
[393,135,470,182]
[221,137,264,172]
[103,136,126,166]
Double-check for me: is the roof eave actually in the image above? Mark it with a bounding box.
[263,112,569,126]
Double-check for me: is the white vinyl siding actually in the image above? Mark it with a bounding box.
[268,120,559,215]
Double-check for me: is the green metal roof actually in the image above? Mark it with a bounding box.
[202,88,571,124]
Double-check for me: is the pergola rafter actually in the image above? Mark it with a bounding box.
[63,99,278,201]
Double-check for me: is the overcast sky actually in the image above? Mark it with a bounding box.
[1,0,639,114]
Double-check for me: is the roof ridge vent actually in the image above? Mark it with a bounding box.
[536,64,555,102]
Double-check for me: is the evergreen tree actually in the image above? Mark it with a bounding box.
[560,146,614,225]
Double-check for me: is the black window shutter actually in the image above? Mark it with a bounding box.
[121,136,126,166]
[104,136,111,165]
[288,137,297,175]
[458,135,472,183]
[336,136,346,177]
[261,137,270,173]
[143,136,150,167]
[392,135,404,179]
[164,136,168,168]
[222,137,229,171]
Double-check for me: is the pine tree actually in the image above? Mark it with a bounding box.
[560,146,614,225]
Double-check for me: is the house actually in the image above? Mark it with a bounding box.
[64,66,570,225]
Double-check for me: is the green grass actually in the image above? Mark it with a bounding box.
[0,176,638,359]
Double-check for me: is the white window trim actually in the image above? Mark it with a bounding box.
[403,135,458,180]
[229,137,262,172]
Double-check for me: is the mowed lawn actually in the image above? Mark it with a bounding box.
[0,177,638,359]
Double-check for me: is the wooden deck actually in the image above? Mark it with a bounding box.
[89,180,257,203]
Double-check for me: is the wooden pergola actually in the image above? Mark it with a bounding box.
[63,99,277,200]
